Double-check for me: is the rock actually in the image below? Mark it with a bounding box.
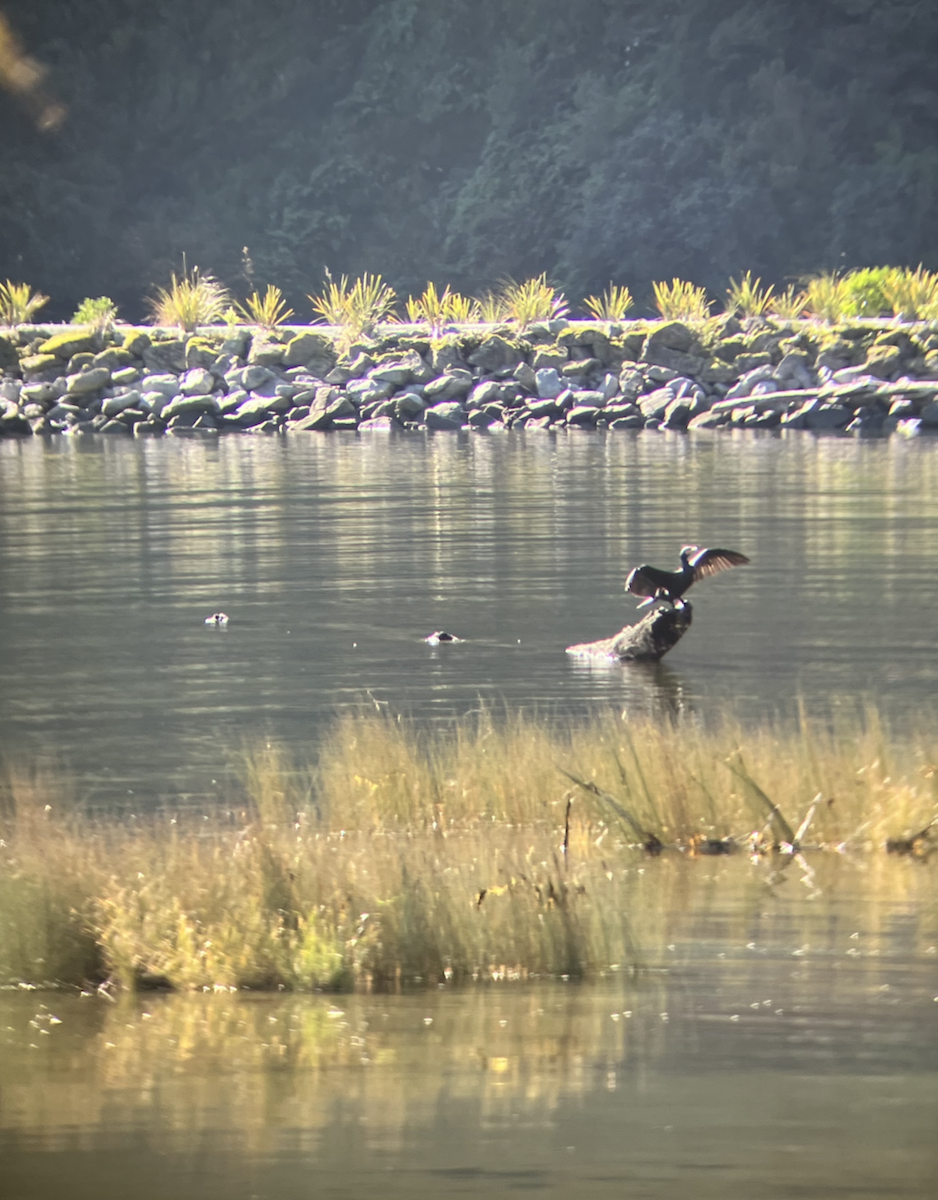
[466,335,523,373]
[67,353,95,374]
[805,402,851,431]
[919,401,938,427]
[566,405,601,425]
[430,340,465,374]
[663,397,693,428]
[160,394,220,421]
[0,334,18,371]
[638,387,675,420]
[139,373,180,397]
[122,330,151,357]
[642,344,705,376]
[865,344,902,379]
[687,411,729,430]
[238,365,274,391]
[395,392,426,418]
[618,367,645,398]
[358,416,401,431]
[370,351,423,386]
[185,336,220,371]
[513,362,537,392]
[179,367,216,396]
[218,389,249,415]
[284,331,336,368]
[699,358,738,384]
[20,353,59,379]
[531,346,567,371]
[111,366,140,386]
[424,371,472,401]
[896,418,923,438]
[92,347,133,371]
[643,321,695,354]
[20,382,55,407]
[247,338,286,367]
[143,340,186,373]
[39,329,97,358]
[220,329,249,357]
[562,357,602,378]
[733,352,772,374]
[424,401,465,430]
[234,396,275,426]
[527,397,560,419]
[608,413,645,429]
[468,380,501,408]
[535,367,563,399]
[348,377,394,402]
[599,372,619,402]
[102,390,142,418]
[645,364,678,384]
[66,367,111,397]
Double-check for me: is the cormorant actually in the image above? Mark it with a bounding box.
[625,545,749,608]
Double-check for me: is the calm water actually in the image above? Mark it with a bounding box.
[1,429,938,807]
[2,856,937,1200]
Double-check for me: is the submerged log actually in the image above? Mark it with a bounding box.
[565,602,692,663]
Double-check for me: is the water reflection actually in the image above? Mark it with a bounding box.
[1,432,937,808]
[1,858,936,1199]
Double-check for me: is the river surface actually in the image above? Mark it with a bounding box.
[1,430,938,807]
[2,855,936,1200]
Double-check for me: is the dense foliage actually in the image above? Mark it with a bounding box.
[1,0,937,319]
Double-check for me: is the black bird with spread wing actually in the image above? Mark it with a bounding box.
[625,545,750,608]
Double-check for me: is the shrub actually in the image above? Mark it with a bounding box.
[652,278,712,321]
[71,296,118,335]
[836,267,896,319]
[582,283,634,321]
[802,272,849,322]
[236,284,294,330]
[0,280,49,326]
[725,270,774,318]
[148,266,231,331]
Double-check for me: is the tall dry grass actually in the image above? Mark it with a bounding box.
[1,707,935,993]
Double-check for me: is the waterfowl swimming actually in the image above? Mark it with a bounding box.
[425,630,462,645]
[625,545,749,608]
[205,612,229,626]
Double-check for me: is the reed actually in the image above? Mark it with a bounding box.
[1,707,934,993]
[881,264,938,322]
[498,275,569,330]
[404,282,477,334]
[768,283,808,319]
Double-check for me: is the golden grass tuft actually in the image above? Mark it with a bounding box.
[0,279,49,326]
[725,270,775,317]
[582,283,634,321]
[652,278,712,321]
[404,282,477,334]
[148,266,231,332]
[1,707,935,993]
[235,284,294,330]
[308,271,397,349]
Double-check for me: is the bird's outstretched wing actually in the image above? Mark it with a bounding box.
[625,565,668,598]
[688,547,749,581]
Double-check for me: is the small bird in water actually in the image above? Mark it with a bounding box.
[425,631,462,645]
[205,612,229,626]
[625,545,749,608]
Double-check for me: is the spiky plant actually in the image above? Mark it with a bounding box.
[308,272,398,341]
[582,283,634,321]
[148,267,231,332]
[500,274,569,330]
[236,285,294,330]
[802,273,849,323]
[71,296,118,335]
[769,285,808,320]
[725,271,774,318]
[881,265,938,322]
[475,290,511,324]
[405,281,476,334]
[0,280,49,326]
[652,278,712,322]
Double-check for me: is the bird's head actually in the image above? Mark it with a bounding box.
[679,544,699,564]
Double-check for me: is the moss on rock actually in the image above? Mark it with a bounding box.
[38,329,97,358]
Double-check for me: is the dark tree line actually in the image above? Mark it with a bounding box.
[1,0,937,319]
